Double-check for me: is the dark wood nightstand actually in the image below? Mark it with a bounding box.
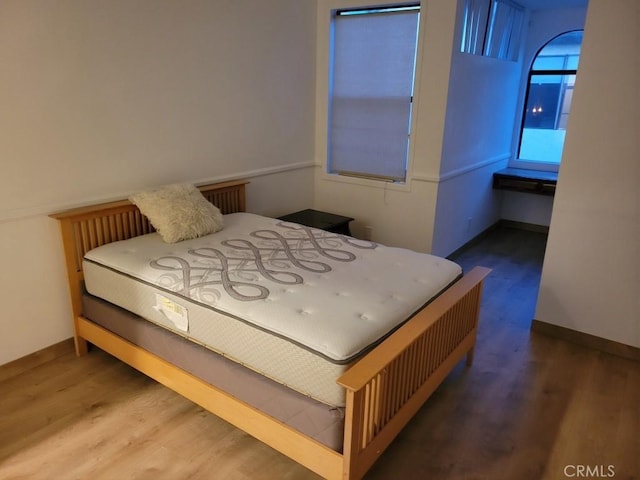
[277,209,354,235]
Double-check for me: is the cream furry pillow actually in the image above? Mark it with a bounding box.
[129,183,224,243]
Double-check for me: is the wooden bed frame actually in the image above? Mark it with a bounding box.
[51,179,490,480]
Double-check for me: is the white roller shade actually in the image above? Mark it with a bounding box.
[329,8,419,182]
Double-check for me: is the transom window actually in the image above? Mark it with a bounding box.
[518,30,583,165]
[460,0,525,62]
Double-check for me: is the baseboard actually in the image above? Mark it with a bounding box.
[447,219,549,260]
[499,219,549,234]
[447,222,502,259]
[0,338,75,383]
[531,320,640,363]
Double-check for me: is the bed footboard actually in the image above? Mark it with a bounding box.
[338,266,490,480]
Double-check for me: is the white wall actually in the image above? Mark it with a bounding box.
[432,161,507,257]
[535,0,639,348]
[0,0,317,365]
[0,0,317,216]
[431,0,523,256]
[500,191,554,226]
[501,6,588,227]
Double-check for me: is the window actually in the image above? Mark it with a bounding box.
[461,0,524,62]
[518,31,583,165]
[327,5,420,183]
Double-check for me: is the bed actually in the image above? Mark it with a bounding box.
[51,179,490,480]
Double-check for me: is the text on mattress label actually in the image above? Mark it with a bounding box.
[154,294,189,332]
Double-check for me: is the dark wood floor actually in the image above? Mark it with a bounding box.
[1,225,638,480]
[366,225,639,480]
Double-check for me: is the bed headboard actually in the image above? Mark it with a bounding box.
[51,180,247,272]
[50,179,248,351]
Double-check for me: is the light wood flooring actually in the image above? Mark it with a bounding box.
[1,225,638,480]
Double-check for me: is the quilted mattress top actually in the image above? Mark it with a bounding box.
[84,212,462,363]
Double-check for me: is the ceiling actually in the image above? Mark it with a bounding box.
[516,0,589,10]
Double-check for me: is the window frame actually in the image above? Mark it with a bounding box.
[316,0,423,190]
[460,0,525,62]
[512,30,583,172]
[327,3,420,183]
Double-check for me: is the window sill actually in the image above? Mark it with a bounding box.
[319,172,412,192]
[508,159,559,173]
[492,168,558,196]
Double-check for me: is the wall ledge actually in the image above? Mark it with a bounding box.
[412,153,509,184]
[0,161,316,225]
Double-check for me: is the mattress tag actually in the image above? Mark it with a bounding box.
[154,294,189,332]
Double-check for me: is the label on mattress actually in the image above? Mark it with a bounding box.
[154,294,189,332]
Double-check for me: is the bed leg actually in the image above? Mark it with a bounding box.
[74,336,89,357]
[466,347,475,366]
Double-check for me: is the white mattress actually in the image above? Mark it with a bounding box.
[83,212,462,406]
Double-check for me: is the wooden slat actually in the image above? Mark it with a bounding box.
[338,267,490,392]
[49,180,249,355]
[345,333,479,480]
[338,267,489,479]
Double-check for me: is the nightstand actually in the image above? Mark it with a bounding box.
[278,209,354,235]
